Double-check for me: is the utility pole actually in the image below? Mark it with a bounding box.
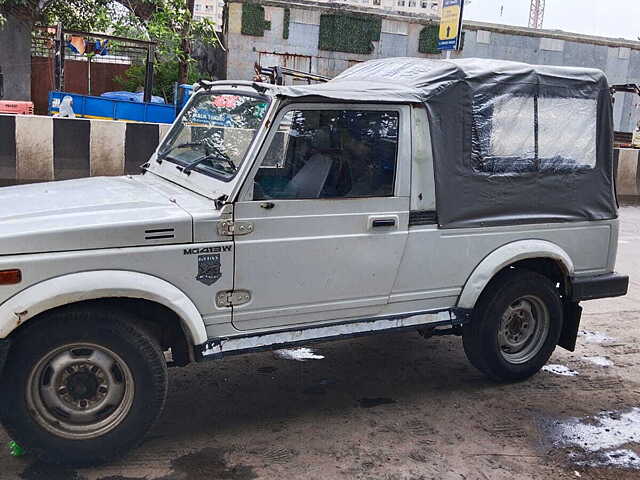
[528,0,545,29]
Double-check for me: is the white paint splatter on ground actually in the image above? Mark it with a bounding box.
[273,347,325,361]
[542,364,579,376]
[552,408,640,469]
[582,356,614,367]
[577,330,615,344]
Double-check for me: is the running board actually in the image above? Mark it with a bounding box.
[195,309,469,360]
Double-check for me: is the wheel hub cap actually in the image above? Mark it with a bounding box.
[27,343,135,440]
[498,295,550,365]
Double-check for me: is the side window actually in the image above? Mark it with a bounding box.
[538,96,597,169]
[472,92,597,173]
[253,109,399,200]
[472,94,536,173]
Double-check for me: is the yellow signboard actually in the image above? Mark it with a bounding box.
[439,0,464,50]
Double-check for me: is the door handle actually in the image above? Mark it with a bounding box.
[260,202,275,210]
[372,218,396,228]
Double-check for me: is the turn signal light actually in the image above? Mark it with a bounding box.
[0,269,21,285]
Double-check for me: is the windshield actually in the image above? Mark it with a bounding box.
[158,92,270,180]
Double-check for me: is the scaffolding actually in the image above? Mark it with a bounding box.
[32,25,156,101]
[528,0,545,29]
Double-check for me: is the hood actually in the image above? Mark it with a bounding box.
[0,176,193,255]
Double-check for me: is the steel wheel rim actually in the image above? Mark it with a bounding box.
[26,343,135,440]
[498,295,550,365]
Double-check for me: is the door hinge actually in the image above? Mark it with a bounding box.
[217,220,254,236]
[216,289,251,308]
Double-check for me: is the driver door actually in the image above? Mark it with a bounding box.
[231,104,411,331]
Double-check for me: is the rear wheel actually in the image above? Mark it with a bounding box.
[462,270,563,382]
[0,306,168,465]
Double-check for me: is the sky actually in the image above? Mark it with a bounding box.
[463,0,640,41]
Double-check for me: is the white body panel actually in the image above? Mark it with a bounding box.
[0,271,207,344]
[0,176,192,254]
[0,241,234,340]
[0,89,622,353]
[232,197,409,330]
[390,222,615,314]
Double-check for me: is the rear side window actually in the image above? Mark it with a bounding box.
[472,91,597,174]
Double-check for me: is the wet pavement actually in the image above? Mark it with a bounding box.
[2,206,640,479]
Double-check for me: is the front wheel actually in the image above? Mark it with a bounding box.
[0,306,168,465]
[462,270,563,382]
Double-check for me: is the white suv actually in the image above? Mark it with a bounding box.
[0,58,628,464]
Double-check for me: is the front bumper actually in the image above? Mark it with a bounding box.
[0,339,9,379]
[570,273,629,301]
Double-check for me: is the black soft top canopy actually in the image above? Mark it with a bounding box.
[277,58,617,229]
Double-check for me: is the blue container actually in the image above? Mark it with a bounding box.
[175,84,194,112]
[48,91,177,124]
[100,91,166,104]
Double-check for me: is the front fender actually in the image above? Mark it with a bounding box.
[0,270,207,345]
[457,240,575,310]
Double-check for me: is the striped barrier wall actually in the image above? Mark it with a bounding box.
[1,113,640,200]
[614,148,640,201]
[0,114,171,186]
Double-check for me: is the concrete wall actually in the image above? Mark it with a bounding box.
[226,0,640,132]
[615,149,640,200]
[0,15,31,101]
[0,114,170,185]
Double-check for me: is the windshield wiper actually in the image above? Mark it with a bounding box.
[181,153,237,175]
[157,141,210,162]
[158,140,231,160]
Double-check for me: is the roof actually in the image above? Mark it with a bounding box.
[275,57,609,104]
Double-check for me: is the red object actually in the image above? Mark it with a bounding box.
[212,95,240,108]
[0,269,21,285]
[0,101,34,115]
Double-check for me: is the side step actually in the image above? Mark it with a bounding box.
[195,309,470,360]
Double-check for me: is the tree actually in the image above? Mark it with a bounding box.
[0,0,220,86]
[114,0,220,83]
[0,1,111,30]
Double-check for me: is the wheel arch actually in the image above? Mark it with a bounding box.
[0,271,208,351]
[457,240,574,310]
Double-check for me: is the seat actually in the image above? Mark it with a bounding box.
[282,153,334,198]
[282,129,335,198]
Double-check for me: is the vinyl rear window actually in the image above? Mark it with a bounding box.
[471,91,597,174]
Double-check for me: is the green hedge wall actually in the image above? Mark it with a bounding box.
[283,8,290,39]
[418,25,440,54]
[242,3,271,37]
[318,14,382,54]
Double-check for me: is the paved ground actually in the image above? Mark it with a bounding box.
[2,207,640,480]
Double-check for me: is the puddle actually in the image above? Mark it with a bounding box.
[551,408,640,469]
[273,347,324,361]
[20,463,83,480]
[161,448,257,480]
[359,397,396,408]
[542,364,579,376]
[257,366,277,374]
[578,330,615,344]
[302,385,326,395]
[582,356,614,367]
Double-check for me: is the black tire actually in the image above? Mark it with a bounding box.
[462,270,563,382]
[0,306,168,466]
